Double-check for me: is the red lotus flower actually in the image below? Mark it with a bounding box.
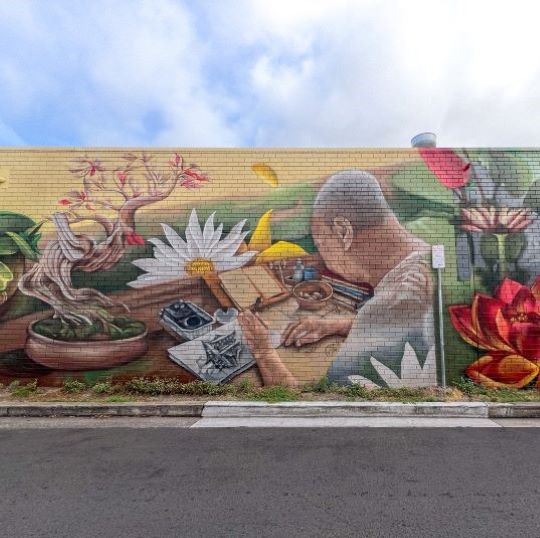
[420,148,471,189]
[460,207,532,234]
[450,277,540,388]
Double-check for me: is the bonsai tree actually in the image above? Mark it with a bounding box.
[19,152,208,341]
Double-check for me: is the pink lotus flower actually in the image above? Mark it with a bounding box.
[460,207,532,234]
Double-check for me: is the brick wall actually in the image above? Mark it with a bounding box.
[0,147,538,390]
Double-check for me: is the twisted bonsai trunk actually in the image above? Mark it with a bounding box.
[18,152,201,335]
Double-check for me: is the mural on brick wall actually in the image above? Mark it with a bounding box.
[0,148,538,389]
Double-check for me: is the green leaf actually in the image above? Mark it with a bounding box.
[0,236,18,256]
[389,161,454,207]
[523,179,540,212]
[480,233,525,264]
[5,232,39,261]
[389,186,455,222]
[486,152,534,195]
[0,211,37,234]
[0,261,14,292]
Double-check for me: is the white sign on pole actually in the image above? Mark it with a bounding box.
[431,244,446,269]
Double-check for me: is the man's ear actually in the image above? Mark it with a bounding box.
[332,216,354,251]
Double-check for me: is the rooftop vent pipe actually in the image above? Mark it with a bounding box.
[411,132,436,148]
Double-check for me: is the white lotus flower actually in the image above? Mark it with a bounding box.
[128,209,257,288]
[348,344,437,388]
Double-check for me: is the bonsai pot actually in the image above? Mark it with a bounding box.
[25,321,148,371]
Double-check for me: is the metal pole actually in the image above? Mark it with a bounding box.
[437,267,446,389]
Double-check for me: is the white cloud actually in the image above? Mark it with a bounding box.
[0,0,539,147]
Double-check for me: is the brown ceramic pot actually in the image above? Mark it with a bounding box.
[25,321,148,371]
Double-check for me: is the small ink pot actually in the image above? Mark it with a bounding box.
[303,267,318,281]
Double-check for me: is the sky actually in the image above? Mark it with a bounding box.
[0,0,539,148]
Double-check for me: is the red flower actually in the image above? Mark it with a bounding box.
[117,171,128,186]
[450,277,540,388]
[169,153,183,168]
[70,159,105,178]
[125,232,145,246]
[420,148,471,189]
[58,190,91,207]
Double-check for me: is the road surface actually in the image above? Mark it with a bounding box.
[1,420,539,537]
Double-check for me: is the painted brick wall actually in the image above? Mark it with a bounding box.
[0,147,538,390]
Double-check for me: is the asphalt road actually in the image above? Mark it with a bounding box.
[1,426,539,538]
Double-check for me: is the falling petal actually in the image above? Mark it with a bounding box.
[248,210,273,251]
[251,163,279,187]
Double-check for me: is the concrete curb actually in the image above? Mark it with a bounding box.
[0,401,539,418]
[0,402,205,418]
[202,401,490,418]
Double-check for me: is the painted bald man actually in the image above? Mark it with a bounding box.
[239,170,436,388]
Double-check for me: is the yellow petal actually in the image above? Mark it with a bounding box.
[251,163,279,187]
[255,241,308,263]
[248,209,273,251]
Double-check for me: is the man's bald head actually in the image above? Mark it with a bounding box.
[312,170,392,231]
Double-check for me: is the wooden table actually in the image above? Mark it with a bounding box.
[0,256,350,386]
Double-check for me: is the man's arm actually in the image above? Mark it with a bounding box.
[238,311,299,388]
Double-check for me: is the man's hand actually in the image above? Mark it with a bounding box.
[238,311,272,356]
[282,317,355,348]
[238,310,299,388]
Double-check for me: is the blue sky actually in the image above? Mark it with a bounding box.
[0,0,539,147]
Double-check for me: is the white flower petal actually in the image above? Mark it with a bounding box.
[213,220,247,256]
[148,238,188,261]
[161,224,189,257]
[201,212,216,256]
[185,209,203,257]
[214,230,250,260]
[131,213,256,287]
[347,375,380,389]
[213,251,257,272]
[207,223,223,253]
[369,357,403,388]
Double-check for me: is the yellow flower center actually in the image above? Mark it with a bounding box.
[511,312,529,323]
[185,257,215,276]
